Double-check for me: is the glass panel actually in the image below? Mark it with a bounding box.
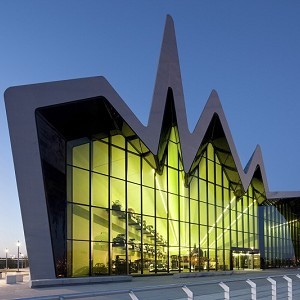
[179,173,188,197]
[168,167,178,194]
[224,207,230,230]
[111,134,125,148]
[168,142,178,169]
[128,212,142,275]
[224,250,231,270]
[237,198,242,213]
[180,222,189,247]
[208,249,216,271]
[169,220,179,246]
[91,173,108,207]
[231,209,237,231]
[199,180,206,202]
[67,203,72,240]
[216,249,223,271]
[208,160,214,183]
[72,241,89,277]
[199,201,207,225]
[92,207,109,243]
[223,172,229,188]
[127,182,141,214]
[199,156,206,180]
[156,190,167,218]
[156,218,168,247]
[128,141,139,153]
[208,204,215,227]
[128,152,140,184]
[208,226,216,249]
[111,246,127,275]
[180,247,190,272]
[73,204,89,240]
[73,143,89,170]
[111,208,126,243]
[111,146,125,179]
[142,160,154,188]
[244,232,249,248]
[190,200,198,224]
[169,193,179,220]
[190,176,198,200]
[231,230,237,248]
[207,183,214,205]
[238,231,243,247]
[72,167,89,205]
[216,206,223,228]
[243,212,249,233]
[156,170,167,192]
[142,215,155,274]
[180,197,189,222]
[207,143,214,161]
[216,186,222,207]
[92,140,108,175]
[143,187,154,216]
[236,211,243,231]
[200,225,207,249]
[191,224,199,247]
[110,178,125,211]
[224,227,230,249]
[223,188,230,208]
[215,161,222,186]
[92,242,109,275]
[248,185,253,198]
[169,246,180,272]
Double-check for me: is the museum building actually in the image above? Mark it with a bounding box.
[5,16,300,280]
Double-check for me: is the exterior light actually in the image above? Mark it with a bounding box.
[5,248,8,269]
[20,253,24,269]
[17,240,20,272]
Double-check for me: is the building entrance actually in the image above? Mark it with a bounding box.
[231,248,260,270]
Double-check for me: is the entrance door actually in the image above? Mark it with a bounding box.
[231,249,260,270]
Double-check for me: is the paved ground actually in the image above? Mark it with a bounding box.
[1,268,300,299]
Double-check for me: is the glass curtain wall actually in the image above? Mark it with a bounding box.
[66,126,260,277]
[263,204,300,268]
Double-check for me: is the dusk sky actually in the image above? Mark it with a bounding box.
[1,1,300,256]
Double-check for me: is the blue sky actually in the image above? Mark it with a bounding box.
[1,1,300,256]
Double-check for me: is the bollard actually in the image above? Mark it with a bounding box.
[283,275,292,300]
[267,277,277,300]
[129,290,139,300]
[219,281,230,300]
[246,279,256,300]
[182,285,193,300]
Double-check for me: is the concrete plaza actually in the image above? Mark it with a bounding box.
[1,268,300,299]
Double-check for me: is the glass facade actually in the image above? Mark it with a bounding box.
[34,98,300,278]
[66,126,261,277]
[262,203,300,268]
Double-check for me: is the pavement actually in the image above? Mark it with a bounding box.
[1,268,300,299]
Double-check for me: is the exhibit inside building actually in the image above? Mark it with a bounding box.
[5,16,300,280]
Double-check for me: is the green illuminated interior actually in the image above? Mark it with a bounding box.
[67,126,261,276]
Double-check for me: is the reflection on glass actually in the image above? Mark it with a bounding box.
[66,132,272,277]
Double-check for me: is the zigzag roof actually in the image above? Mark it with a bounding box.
[5,16,300,205]
[136,15,300,203]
